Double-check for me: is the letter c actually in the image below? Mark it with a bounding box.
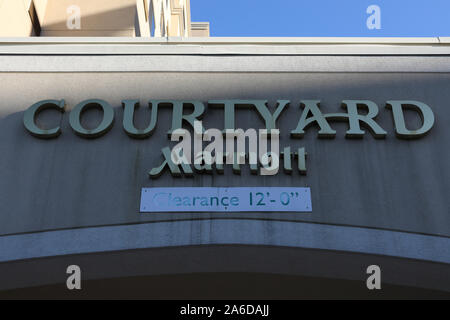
[221,196,229,207]
[23,99,66,139]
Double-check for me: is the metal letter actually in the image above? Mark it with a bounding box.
[149,147,193,178]
[167,100,205,136]
[386,100,435,139]
[69,99,114,138]
[23,99,65,139]
[122,99,159,138]
[291,100,336,138]
[341,100,387,139]
[209,100,289,133]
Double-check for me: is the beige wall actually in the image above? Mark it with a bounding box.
[168,0,189,37]
[190,22,210,37]
[33,0,48,25]
[0,0,34,36]
[138,0,193,37]
[0,0,209,37]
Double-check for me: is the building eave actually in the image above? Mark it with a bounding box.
[0,37,449,55]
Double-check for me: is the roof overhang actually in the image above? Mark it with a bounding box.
[0,36,449,55]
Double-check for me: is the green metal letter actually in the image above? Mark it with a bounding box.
[69,99,114,138]
[167,101,205,136]
[149,147,194,178]
[386,100,435,139]
[23,99,65,139]
[291,100,336,138]
[209,100,289,133]
[341,100,387,139]
[122,99,159,138]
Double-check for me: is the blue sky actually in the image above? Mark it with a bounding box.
[190,0,450,37]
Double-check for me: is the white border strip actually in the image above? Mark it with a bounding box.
[0,37,449,55]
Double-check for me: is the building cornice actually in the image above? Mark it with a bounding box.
[0,37,449,55]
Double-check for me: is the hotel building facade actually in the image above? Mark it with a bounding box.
[0,0,449,298]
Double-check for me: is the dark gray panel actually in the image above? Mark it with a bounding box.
[0,72,449,237]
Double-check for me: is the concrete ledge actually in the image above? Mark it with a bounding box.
[1,219,449,264]
[0,36,443,44]
[0,37,448,55]
[1,219,449,292]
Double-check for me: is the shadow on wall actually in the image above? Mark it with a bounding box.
[1,272,450,299]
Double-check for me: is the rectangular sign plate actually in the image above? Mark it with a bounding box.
[140,187,312,212]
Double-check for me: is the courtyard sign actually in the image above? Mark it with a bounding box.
[23,99,435,177]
